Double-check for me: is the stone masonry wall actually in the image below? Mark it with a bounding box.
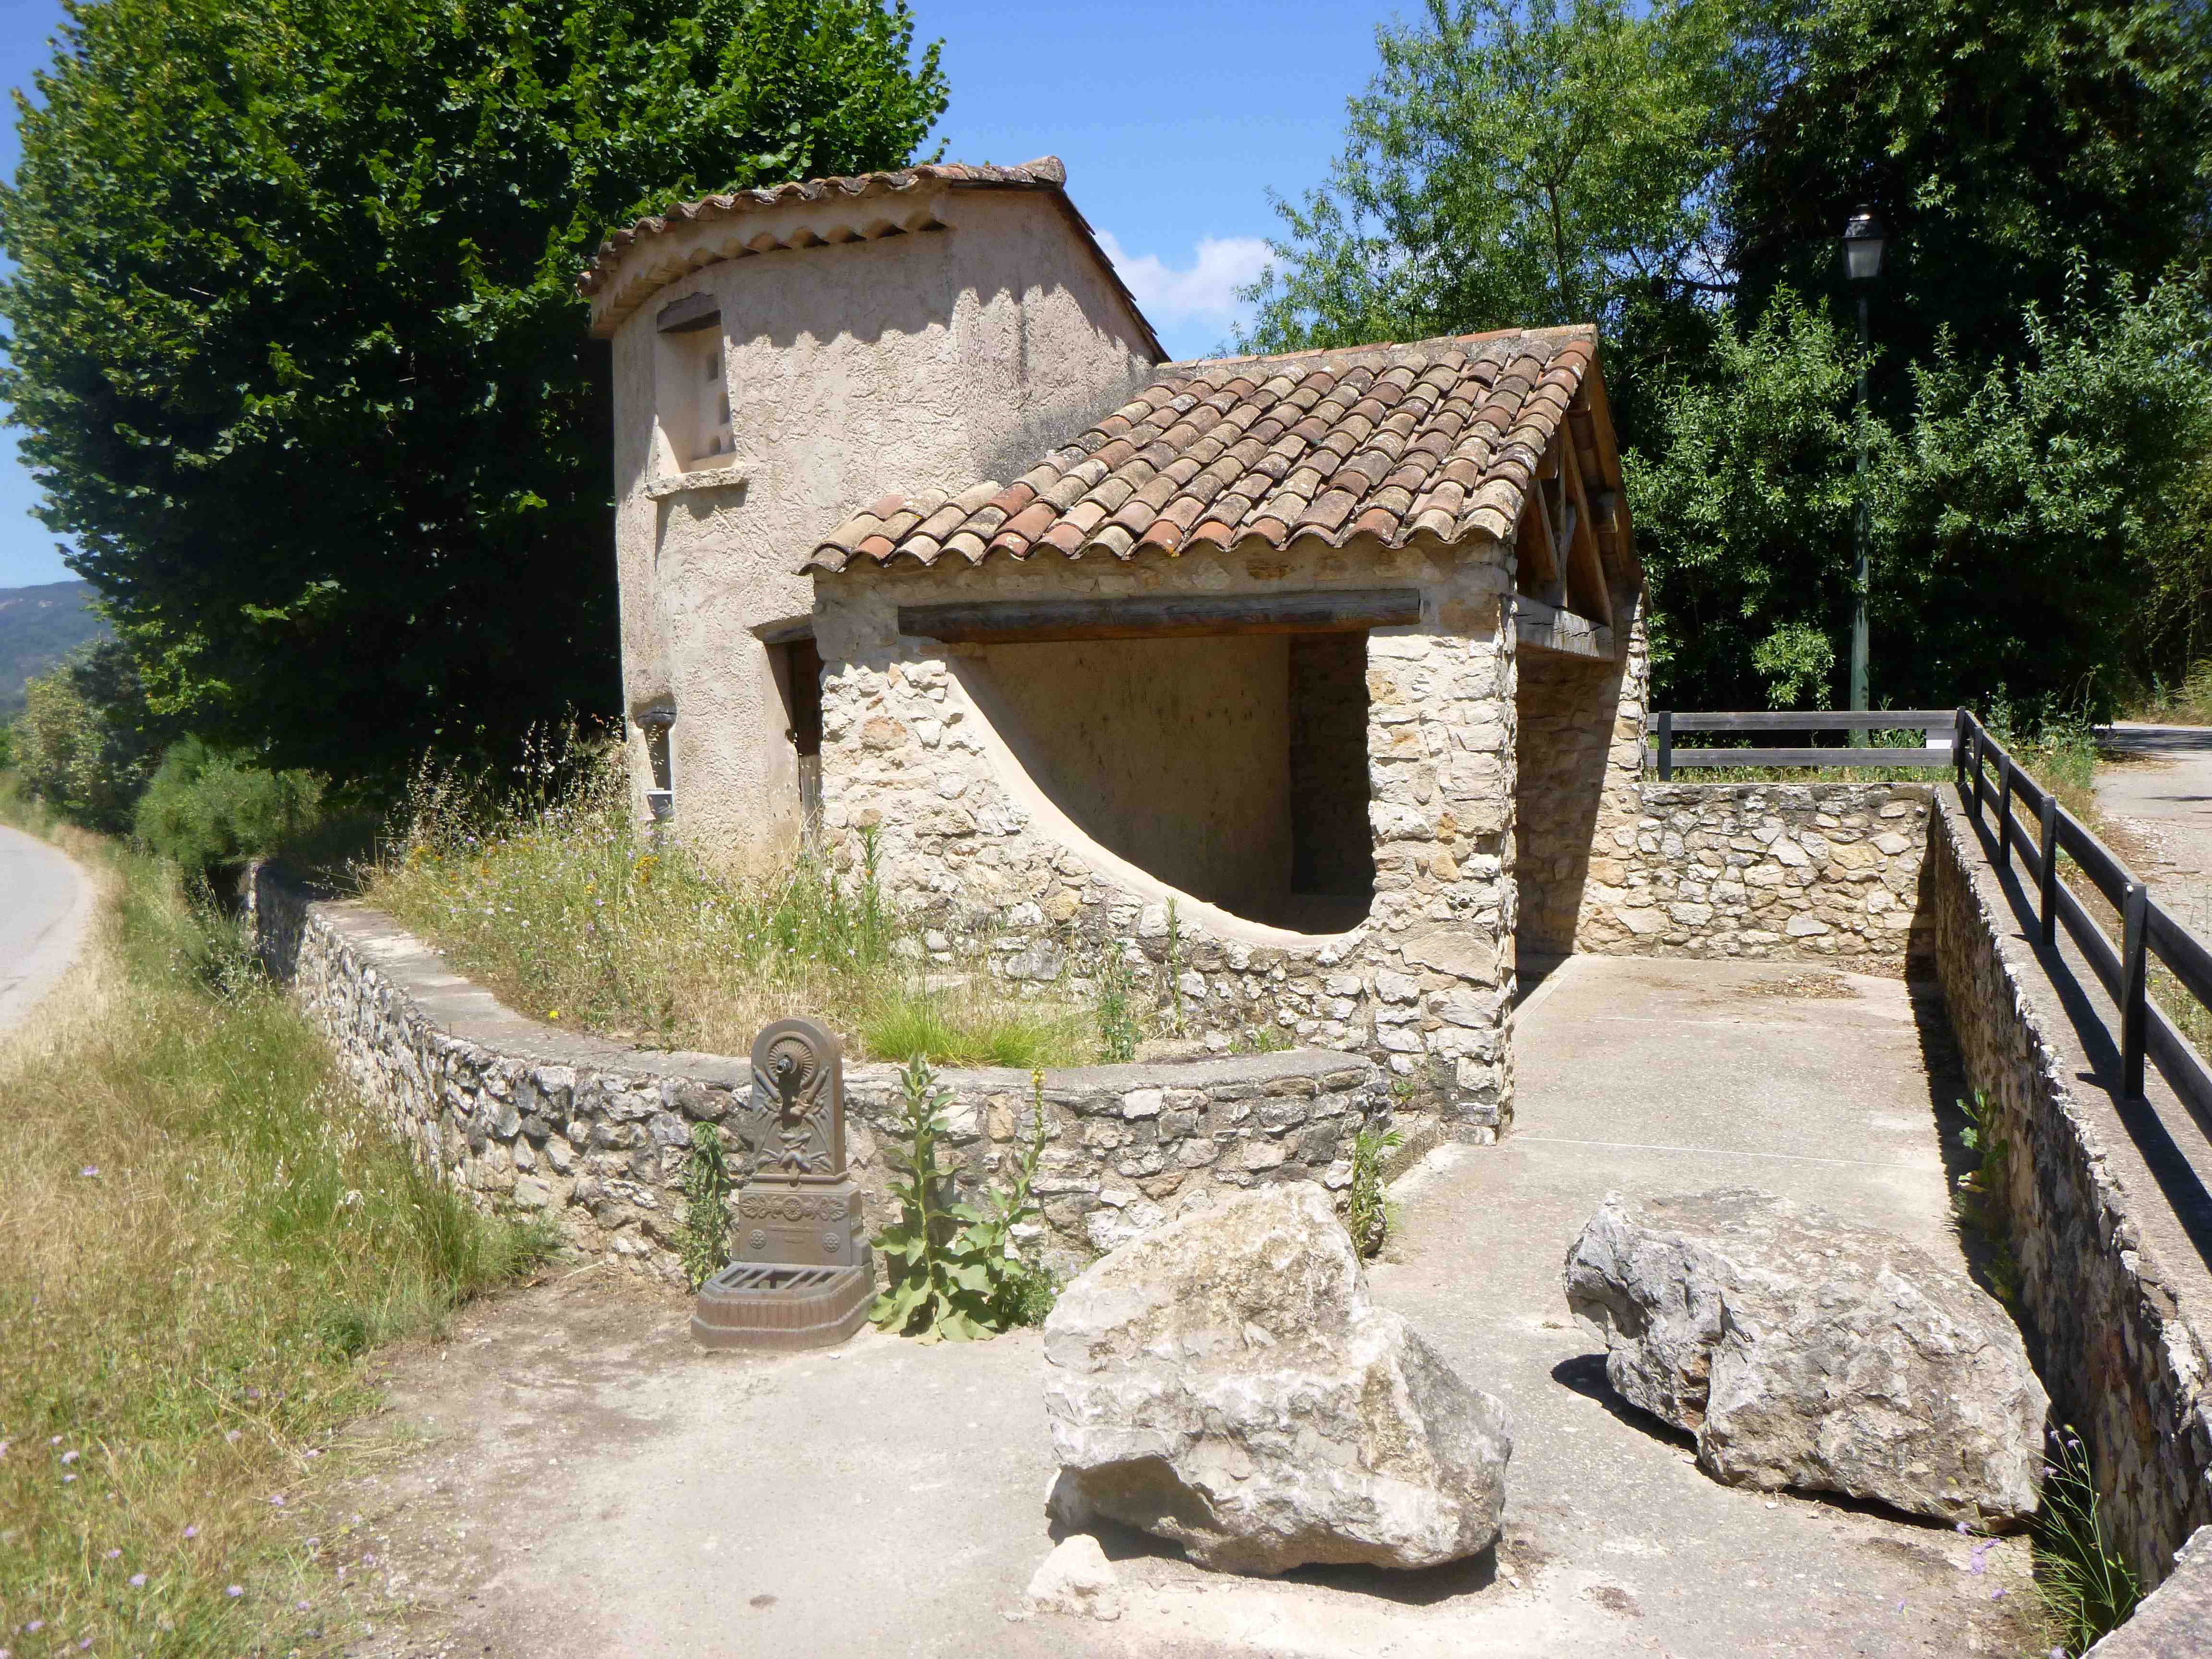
[811,534,1522,1140]
[1513,596,1648,960]
[247,866,1392,1289]
[1576,781,1936,969]
[1928,793,2212,1590]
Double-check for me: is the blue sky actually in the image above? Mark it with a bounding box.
[0,0,1393,588]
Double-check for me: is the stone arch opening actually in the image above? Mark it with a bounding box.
[952,632,1374,934]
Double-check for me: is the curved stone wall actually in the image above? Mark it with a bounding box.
[246,866,1395,1288]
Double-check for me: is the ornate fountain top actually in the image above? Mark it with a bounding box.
[734,1016,845,1184]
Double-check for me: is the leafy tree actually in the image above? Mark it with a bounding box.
[1251,0,2212,709]
[0,0,947,782]
[1883,269,2212,712]
[1239,0,1745,448]
[10,640,171,830]
[1724,0,2212,389]
[1627,289,1875,707]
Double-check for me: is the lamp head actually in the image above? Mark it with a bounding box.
[1842,207,1888,282]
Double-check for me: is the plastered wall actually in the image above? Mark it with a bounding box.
[606,187,1161,870]
[972,635,1292,919]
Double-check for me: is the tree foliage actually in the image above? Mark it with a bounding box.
[1250,0,2212,712]
[0,0,947,781]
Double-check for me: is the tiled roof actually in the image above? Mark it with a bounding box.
[577,157,1070,301]
[805,326,1598,573]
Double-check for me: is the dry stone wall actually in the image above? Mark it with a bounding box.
[1927,793,2212,1591]
[246,866,1391,1287]
[1576,781,1935,969]
[811,535,1523,1139]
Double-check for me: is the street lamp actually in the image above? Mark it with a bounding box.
[1842,207,1887,742]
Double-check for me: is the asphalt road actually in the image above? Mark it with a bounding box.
[0,822,91,1038]
[2095,722,2212,938]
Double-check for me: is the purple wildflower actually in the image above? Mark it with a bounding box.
[225,1585,242,1598]
[79,1166,98,1178]
[183,1525,198,1539]
[103,1548,120,1560]
[128,1575,145,1587]
[59,1450,77,1466]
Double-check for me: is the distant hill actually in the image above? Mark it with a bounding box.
[0,580,108,720]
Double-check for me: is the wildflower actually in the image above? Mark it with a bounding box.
[226,1430,241,1444]
[1991,1588,2006,1600]
[361,1553,376,1566]
[226,1585,242,1598]
[270,1494,286,1506]
[80,1166,98,1178]
[104,1548,120,1559]
[27,1622,44,1634]
[59,1450,77,1466]
[183,1525,198,1539]
[61,1474,75,1484]
[128,1575,145,1587]
[296,1600,311,1611]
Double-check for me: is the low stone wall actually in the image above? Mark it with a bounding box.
[1577,781,1934,968]
[247,866,1394,1289]
[1926,793,2212,1590]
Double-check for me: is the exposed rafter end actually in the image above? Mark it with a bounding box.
[1515,596,1612,660]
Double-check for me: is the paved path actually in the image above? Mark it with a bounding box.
[0,823,91,1038]
[316,958,2038,1658]
[2095,722,2212,938]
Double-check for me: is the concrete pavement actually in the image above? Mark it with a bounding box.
[316,957,2039,1658]
[0,821,90,1037]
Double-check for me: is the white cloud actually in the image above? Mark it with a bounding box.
[1095,230,1274,326]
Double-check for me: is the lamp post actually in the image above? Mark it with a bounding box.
[1842,207,1887,742]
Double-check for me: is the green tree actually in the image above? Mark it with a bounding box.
[10,640,171,830]
[1250,0,2212,710]
[0,0,946,782]
[1239,0,1744,448]
[1724,0,2212,385]
[1627,289,1875,708]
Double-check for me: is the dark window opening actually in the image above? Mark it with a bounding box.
[1285,631,1374,934]
[637,708,675,821]
[771,637,823,839]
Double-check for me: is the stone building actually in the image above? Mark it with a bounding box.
[582,157,1648,1136]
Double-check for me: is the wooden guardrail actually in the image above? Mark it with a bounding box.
[1959,709,2212,1119]
[1646,709,1956,779]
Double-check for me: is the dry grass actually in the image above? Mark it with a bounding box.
[2126,661,2212,727]
[0,784,550,1655]
[358,739,1099,1069]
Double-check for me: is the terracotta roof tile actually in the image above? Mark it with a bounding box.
[803,325,1601,570]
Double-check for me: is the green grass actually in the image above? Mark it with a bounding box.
[2033,1429,2141,1653]
[361,738,1098,1068]
[0,781,551,1655]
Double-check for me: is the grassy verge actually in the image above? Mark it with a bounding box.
[0,781,551,1656]
[360,743,1098,1068]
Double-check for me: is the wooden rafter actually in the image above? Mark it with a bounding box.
[1558,429,1613,627]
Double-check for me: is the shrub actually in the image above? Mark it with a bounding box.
[9,641,164,831]
[870,1058,1056,1341]
[132,736,325,873]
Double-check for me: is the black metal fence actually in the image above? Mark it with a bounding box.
[1646,709,1956,780]
[1959,709,2212,1122]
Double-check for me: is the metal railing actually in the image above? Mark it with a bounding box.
[1647,709,1956,780]
[1959,709,2212,1121]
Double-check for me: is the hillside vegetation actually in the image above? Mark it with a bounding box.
[0,578,104,718]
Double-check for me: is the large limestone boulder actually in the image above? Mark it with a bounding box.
[1563,1189,2047,1527]
[1042,1183,1510,1576]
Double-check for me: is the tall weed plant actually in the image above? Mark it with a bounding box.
[365,733,1090,1067]
[0,811,547,1656]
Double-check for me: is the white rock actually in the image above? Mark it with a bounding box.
[1563,1189,2046,1527]
[1044,1185,1511,1575]
[1023,1534,1122,1621]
